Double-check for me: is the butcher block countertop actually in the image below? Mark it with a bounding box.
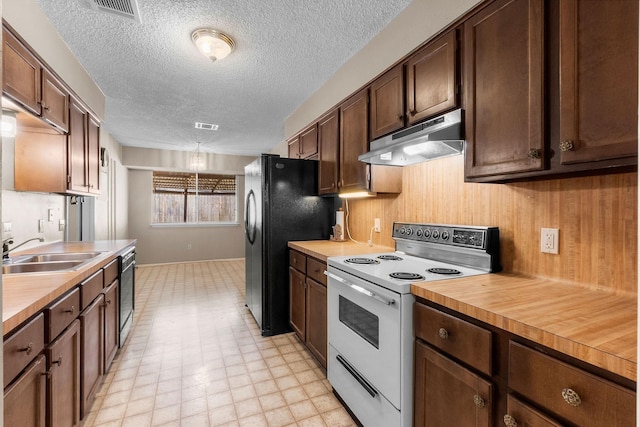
[3,240,136,334]
[412,273,637,382]
[288,240,394,263]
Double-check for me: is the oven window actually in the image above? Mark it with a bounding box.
[338,296,379,349]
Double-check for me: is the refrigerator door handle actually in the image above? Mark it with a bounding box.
[245,189,257,244]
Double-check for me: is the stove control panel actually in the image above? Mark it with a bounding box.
[393,223,496,250]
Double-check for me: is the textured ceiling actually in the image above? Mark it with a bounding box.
[34,0,412,156]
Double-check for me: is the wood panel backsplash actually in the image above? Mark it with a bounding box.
[345,156,637,296]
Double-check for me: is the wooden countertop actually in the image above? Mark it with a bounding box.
[288,240,394,262]
[3,240,136,334]
[412,273,637,381]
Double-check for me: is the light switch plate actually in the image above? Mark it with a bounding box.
[38,219,45,234]
[541,228,559,254]
[48,208,54,222]
[3,222,11,233]
[59,219,66,231]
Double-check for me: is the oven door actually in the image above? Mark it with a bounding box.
[327,268,402,408]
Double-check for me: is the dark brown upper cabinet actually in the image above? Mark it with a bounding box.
[369,64,404,140]
[3,27,69,133]
[405,29,458,126]
[288,124,318,160]
[339,88,370,193]
[558,0,638,166]
[464,0,545,179]
[317,109,340,195]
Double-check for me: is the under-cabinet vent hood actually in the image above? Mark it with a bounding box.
[359,109,464,166]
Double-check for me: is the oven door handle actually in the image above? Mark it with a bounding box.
[325,271,396,306]
[335,354,378,398]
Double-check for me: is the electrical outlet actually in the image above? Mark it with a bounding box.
[3,222,11,233]
[38,219,45,234]
[59,219,66,231]
[374,218,381,233]
[541,228,559,254]
[187,244,192,250]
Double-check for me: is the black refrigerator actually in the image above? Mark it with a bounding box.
[244,154,333,336]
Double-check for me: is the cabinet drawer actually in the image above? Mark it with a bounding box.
[45,287,80,343]
[79,269,104,310]
[103,257,118,285]
[3,313,45,388]
[508,341,635,426]
[306,257,326,286]
[289,250,306,274]
[414,302,492,375]
[505,394,563,427]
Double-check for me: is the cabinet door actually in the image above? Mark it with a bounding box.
[318,109,340,195]
[4,354,46,427]
[299,124,318,159]
[370,64,404,139]
[289,266,306,341]
[558,0,638,165]
[288,136,300,159]
[305,278,327,368]
[68,98,88,193]
[504,394,564,427]
[41,69,69,133]
[406,30,457,125]
[48,319,81,427]
[87,114,101,194]
[80,296,104,419]
[2,28,42,116]
[414,341,493,427]
[339,88,369,193]
[464,0,545,178]
[103,280,119,372]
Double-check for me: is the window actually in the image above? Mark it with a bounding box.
[152,171,237,224]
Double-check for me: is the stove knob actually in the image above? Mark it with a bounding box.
[400,227,406,235]
[441,231,449,240]
[424,229,431,238]
[432,230,440,239]
[416,229,423,237]
[406,228,414,236]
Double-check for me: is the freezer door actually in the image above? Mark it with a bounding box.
[244,158,264,330]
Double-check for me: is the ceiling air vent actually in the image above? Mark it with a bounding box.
[87,0,142,23]
[195,122,219,131]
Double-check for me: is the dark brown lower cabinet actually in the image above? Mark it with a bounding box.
[4,354,47,427]
[80,295,104,419]
[305,277,327,367]
[103,280,119,372]
[504,394,563,427]
[414,341,493,427]
[289,266,306,341]
[48,319,81,427]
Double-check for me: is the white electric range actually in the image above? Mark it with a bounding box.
[326,222,501,427]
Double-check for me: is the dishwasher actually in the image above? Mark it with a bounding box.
[119,248,136,347]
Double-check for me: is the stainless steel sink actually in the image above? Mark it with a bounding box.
[13,252,103,263]
[3,260,85,274]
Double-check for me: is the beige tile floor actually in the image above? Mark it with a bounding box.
[82,259,358,427]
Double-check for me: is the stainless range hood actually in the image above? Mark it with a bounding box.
[359,109,464,166]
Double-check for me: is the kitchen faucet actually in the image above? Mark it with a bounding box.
[2,237,45,261]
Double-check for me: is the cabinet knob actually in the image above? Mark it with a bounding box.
[503,414,518,427]
[561,388,582,407]
[527,148,541,159]
[19,342,34,355]
[438,327,449,340]
[43,105,50,111]
[52,356,62,366]
[473,394,485,408]
[408,109,417,116]
[64,305,75,314]
[559,140,575,151]
[398,114,404,120]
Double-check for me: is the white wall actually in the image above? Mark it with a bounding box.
[124,146,254,264]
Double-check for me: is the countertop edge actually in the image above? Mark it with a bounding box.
[412,273,637,382]
[3,240,136,334]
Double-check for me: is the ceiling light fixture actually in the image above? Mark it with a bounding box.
[1,110,17,138]
[191,29,235,62]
